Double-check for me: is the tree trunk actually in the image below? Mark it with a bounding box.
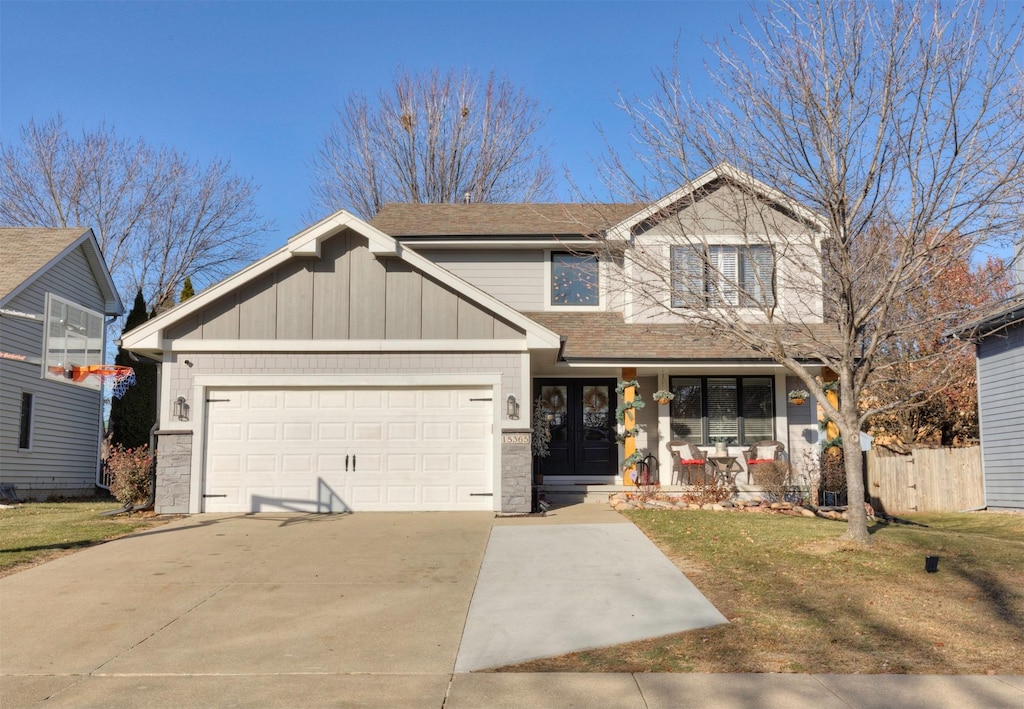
[840,400,870,544]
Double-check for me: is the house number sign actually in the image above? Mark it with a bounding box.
[502,433,530,444]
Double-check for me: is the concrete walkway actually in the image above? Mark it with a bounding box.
[1,506,1022,708]
[456,504,727,671]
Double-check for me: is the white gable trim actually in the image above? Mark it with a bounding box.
[606,163,829,241]
[121,210,561,352]
[1,229,123,316]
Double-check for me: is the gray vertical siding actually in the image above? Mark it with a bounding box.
[0,245,106,498]
[163,228,524,342]
[977,321,1024,508]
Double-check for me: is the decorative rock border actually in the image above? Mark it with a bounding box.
[608,492,863,520]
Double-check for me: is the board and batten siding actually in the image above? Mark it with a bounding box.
[977,320,1024,509]
[416,249,545,311]
[166,231,526,342]
[0,244,106,498]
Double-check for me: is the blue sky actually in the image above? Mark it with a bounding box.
[1,1,747,257]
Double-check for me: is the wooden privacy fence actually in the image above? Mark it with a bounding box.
[866,446,983,514]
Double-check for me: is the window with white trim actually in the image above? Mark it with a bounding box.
[43,293,104,390]
[669,376,775,445]
[671,244,775,308]
[550,252,599,306]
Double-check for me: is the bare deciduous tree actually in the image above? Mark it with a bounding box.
[310,68,554,219]
[0,115,270,312]
[600,0,1024,543]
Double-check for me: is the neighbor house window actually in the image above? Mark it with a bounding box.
[551,252,599,306]
[18,392,33,450]
[669,376,774,445]
[670,245,775,308]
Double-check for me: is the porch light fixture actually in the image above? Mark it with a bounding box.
[506,395,520,420]
[174,396,190,422]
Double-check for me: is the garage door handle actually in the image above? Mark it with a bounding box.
[345,455,349,472]
[352,455,356,471]
[203,494,228,498]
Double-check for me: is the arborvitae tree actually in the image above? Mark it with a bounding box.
[180,276,195,302]
[108,291,157,449]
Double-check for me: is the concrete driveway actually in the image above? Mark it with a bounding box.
[1,512,494,707]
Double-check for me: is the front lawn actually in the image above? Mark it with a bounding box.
[0,500,170,577]
[501,510,1024,674]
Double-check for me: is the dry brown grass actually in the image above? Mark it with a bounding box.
[499,510,1024,674]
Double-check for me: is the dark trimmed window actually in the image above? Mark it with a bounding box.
[551,252,599,306]
[671,245,775,308]
[669,376,774,445]
[18,392,33,450]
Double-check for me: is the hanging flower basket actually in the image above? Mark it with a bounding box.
[653,389,674,406]
[788,389,810,406]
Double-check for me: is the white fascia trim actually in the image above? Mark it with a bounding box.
[193,373,502,389]
[287,210,398,257]
[397,237,593,249]
[163,338,529,353]
[123,209,561,353]
[0,229,123,315]
[606,163,829,241]
[124,210,374,349]
[559,362,794,373]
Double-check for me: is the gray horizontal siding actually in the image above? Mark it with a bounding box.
[977,321,1024,508]
[417,249,544,311]
[0,244,106,496]
[166,230,526,342]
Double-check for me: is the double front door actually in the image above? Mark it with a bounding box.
[534,378,618,479]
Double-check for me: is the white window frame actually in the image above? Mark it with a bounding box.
[42,293,105,391]
[547,251,601,310]
[671,244,775,309]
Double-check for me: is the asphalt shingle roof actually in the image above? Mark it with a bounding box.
[369,203,641,237]
[524,311,841,362]
[0,227,90,302]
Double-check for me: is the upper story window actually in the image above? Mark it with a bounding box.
[671,244,775,308]
[551,252,599,306]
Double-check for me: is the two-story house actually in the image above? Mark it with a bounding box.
[121,164,829,514]
[1,228,124,500]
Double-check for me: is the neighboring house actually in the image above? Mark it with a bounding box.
[121,164,831,514]
[0,228,124,500]
[955,297,1024,510]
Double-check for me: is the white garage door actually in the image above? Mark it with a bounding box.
[203,387,493,512]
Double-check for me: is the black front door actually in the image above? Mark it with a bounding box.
[535,379,618,478]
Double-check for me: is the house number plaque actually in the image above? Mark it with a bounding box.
[502,433,530,444]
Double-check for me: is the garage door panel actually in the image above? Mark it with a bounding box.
[387,421,418,440]
[283,390,314,409]
[210,422,244,442]
[204,386,493,512]
[249,391,280,409]
[246,422,278,442]
[317,422,348,441]
[386,389,418,408]
[353,422,384,442]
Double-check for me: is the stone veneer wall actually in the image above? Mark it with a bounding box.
[500,429,532,513]
[154,431,192,514]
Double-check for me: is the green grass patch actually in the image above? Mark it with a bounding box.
[501,510,1024,674]
[0,500,169,576]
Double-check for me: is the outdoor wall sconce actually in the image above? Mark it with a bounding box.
[174,396,190,422]
[506,394,520,420]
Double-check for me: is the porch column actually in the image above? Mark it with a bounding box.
[622,367,637,486]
